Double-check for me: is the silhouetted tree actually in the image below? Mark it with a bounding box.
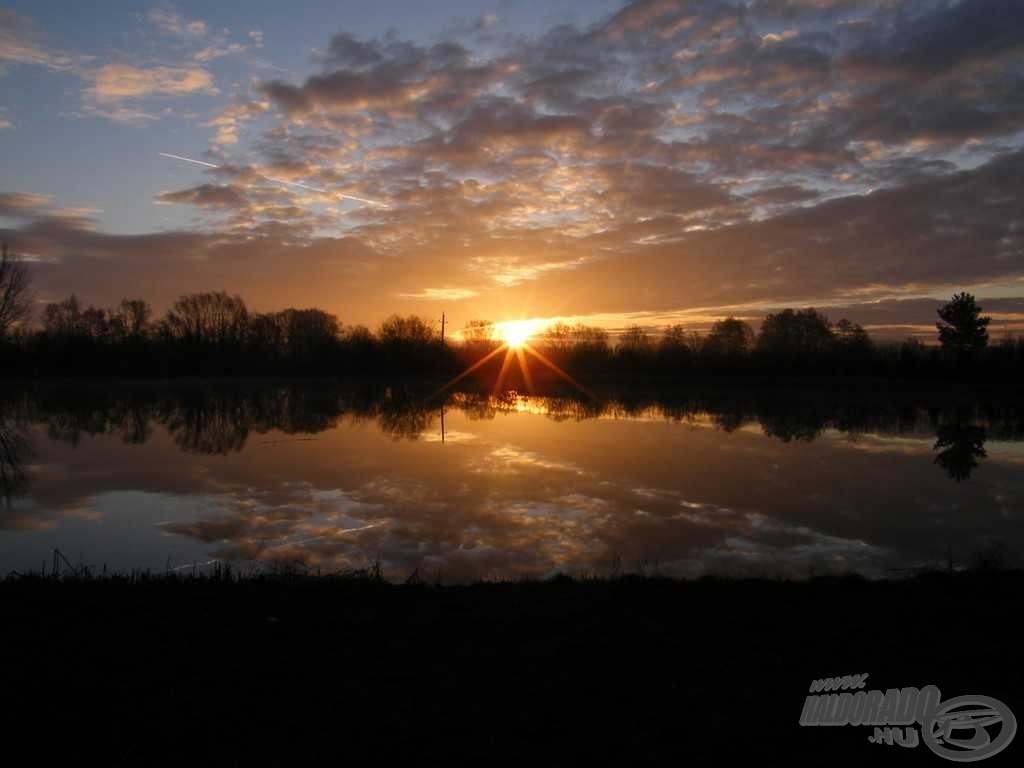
[757,308,834,364]
[6,286,1024,382]
[379,315,435,346]
[936,292,990,360]
[702,317,753,362]
[82,306,111,341]
[567,324,611,370]
[616,325,655,369]
[42,295,84,337]
[0,244,32,339]
[833,318,873,367]
[657,324,698,371]
[280,308,340,368]
[162,292,249,347]
[462,320,495,344]
[457,320,500,376]
[116,299,152,338]
[343,325,375,350]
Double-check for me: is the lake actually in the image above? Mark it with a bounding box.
[1,381,1022,581]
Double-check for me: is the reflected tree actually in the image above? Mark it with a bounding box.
[933,421,987,482]
[4,383,1024,464]
[0,414,32,508]
[162,392,252,455]
[377,391,434,440]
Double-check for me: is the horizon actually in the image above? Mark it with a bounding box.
[1,1,1022,341]
[9,283,1008,346]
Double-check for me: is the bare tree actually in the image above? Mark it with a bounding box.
[0,243,33,338]
[117,298,153,337]
[161,291,249,346]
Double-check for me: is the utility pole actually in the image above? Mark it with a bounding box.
[441,312,446,344]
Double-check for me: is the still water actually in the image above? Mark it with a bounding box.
[1,382,1022,581]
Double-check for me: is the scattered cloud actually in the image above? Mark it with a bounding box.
[0,9,78,71]
[147,8,208,38]
[0,192,51,216]
[396,287,480,301]
[84,63,216,102]
[205,100,269,146]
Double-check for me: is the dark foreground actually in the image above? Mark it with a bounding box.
[1,572,1020,766]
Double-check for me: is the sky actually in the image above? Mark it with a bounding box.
[1,0,1022,340]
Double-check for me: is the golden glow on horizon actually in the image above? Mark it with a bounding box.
[495,319,543,348]
[432,324,593,403]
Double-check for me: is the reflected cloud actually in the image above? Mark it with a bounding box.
[1,383,1022,580]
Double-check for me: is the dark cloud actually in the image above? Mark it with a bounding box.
[260,35,511,119]
[155,184,248,209]
[745,184,820,204]
[840,0,1024,81]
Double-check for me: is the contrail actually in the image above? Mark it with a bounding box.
[159,152,389,208]
[159,152,220,169]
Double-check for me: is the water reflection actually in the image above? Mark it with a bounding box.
[0,413,32,508]
[933,421,988,482]
[1,382,1022,580]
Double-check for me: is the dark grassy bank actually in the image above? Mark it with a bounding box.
[2,571,1020,766]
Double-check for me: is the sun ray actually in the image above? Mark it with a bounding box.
[429,343,508,399]
[492,346,517,396]
[522,343,596,400]
[515,347,535,394]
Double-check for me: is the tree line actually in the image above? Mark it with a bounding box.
[0,244,1020,381]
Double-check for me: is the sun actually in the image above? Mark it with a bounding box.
[496,319,540,348]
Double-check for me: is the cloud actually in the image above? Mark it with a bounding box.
[0,192,51,216]
[259,34,513,119]
[193,43,246,63]
[84,63,216,102]
[396,288,479,301]
[205,100,269,146]
[0,9,78,71]
[74,104,162,124]
[147,8,208,38]
[155,184,249,209]
[3,8,229,126]
[839,0,1024,82]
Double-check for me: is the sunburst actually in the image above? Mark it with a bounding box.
[433,322,593,401]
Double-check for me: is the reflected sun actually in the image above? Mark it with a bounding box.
[496,320,540,348]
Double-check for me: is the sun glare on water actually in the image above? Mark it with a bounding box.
[497,319,542,348]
